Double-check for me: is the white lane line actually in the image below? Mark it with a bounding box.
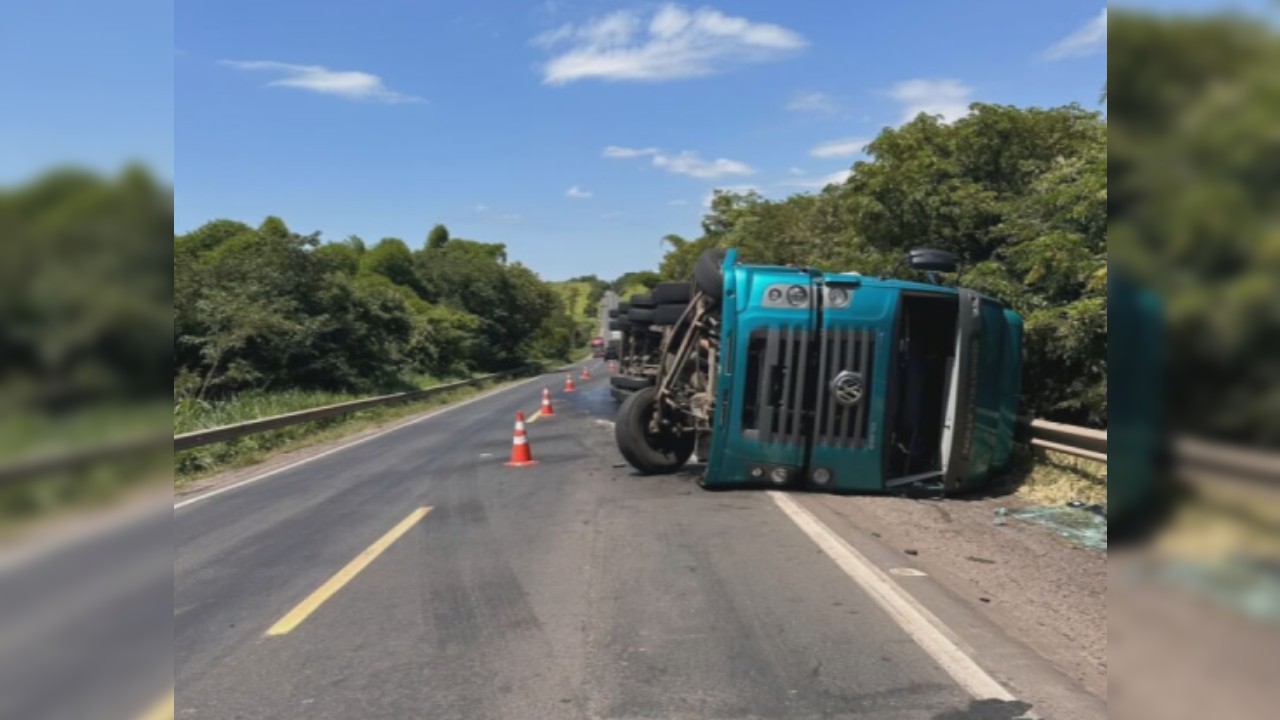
[174,376,546,511]
[768,491,1016,702]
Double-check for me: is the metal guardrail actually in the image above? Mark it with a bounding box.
[1026,420,1280,491]
[0,434,173,486]
[1027,419,1107,463]
[1173,435,1280,491]
[0,365,561,486]
[173,372,506,452]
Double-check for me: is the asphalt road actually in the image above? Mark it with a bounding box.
[175,362,1100,720]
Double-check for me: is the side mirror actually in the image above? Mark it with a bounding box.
[907,248,959,273]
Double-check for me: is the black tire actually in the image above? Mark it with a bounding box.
[615,386,695,474]
[629,293,657,309]
[610,387,630,403]
[608,308,619,318]
[652,281,692,305]
[608,319,622,331]
[694,249,727,302]
[628,307,655,323]
[653,303,686,326]
[610,374,654,391]
[617,301,630,314]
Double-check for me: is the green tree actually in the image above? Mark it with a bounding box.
[360,238,422,295]
[258,215,291,241]
[426,224,450,250]
[1110,11,1280,443]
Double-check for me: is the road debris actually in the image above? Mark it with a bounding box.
[1009,505,1107,551]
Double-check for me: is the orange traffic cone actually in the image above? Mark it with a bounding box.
[581,366,591,380]
[564,374,576,393]
[540,388,555,417]
[504,411,538,467]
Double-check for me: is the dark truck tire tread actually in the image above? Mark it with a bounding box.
[628,307,655,323]
[611,375,654,391]
[652,281,692,305]
[694,249,726,302]
[653,303,686,326]
[615,386,695,474]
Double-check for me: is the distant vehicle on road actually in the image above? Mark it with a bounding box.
[613,248,1023,494]
[590,335,605,358]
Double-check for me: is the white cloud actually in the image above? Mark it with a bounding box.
[808,137,870,158]
[778,169,852,190]
[534,4,806,84]
[787,91,837,114]
[219,60,422,103]
[1042,9,1107,61]
[473,204,522,223]
[566,185,593,198]
[604,144,755,179]
[703,184,761,207]
[603,145,661,158]
[652,150,754,178]
[890,78,973,123]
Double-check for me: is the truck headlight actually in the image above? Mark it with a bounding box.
[786,285,808,306]
[811,467,832,485]
[769,466,790,484]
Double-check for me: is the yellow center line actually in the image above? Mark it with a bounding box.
[526,407,544,423]
[136,690,173,720]
[265,506,432,637]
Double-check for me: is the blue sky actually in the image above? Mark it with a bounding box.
[1,0,173,182]
[171,1,1111,280]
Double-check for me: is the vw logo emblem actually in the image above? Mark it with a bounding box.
[831,371,864,407]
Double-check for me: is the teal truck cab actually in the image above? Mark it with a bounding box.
[614,248,1023,494]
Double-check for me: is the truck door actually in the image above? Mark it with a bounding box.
[941,290,1013,491]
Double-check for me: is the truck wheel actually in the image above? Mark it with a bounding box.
[653,303,686,326]
[652,281,692,305]
[617,302,630,314]
[615,387,695,474]
[610,374,653,391]
[629,293,657,309]
[628,307,655,323]
[695,249,726,303]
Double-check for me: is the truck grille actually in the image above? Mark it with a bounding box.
[749,326,811,445]
[743,325,875,448]
[815,327,875,448]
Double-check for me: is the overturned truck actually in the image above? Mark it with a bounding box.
[613,248,1023,494]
